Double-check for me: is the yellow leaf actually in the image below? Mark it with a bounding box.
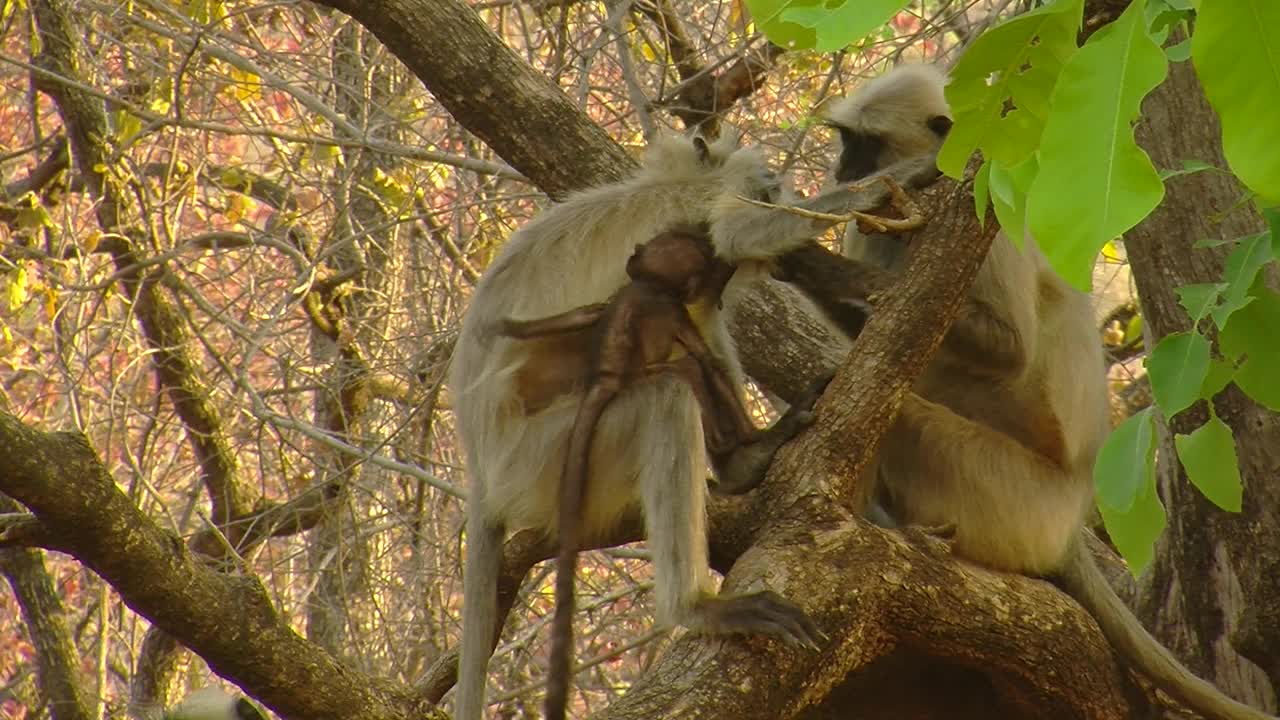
[229,66,261,103]
[44,288,57,319]
[1101,240,1123,263]
[8,267,29,312]
[1125,314,1144,342]
[83,229,102,253]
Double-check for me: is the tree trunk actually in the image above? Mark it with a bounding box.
[1123,50,1280,710]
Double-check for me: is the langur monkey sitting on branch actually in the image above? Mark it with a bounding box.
[770,63,1275,720]
[499,225,815,720]
[450,131,938,720]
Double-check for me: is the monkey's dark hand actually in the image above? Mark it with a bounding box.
[711,373,831,496]
[771,241,831,284]
[693,591,825,651]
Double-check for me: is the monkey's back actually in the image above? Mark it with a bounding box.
[449,135,759,539]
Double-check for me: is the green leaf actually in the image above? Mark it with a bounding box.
[1158,158,1216,180]
[779,0,911,52]
[1192,0,1280,204]
[973,161,991,226]
[743,0,818,50]
[1125,313,1143,343]
[1267,207,1280,257]
[1027,0,1168,291]
[6,266,28,312]
[988,156,1038,246]
[1219,287,1280,359]
[1094,407,1156,512]
[1145,330,1211,417]
[1217,287,1280,410]
[1164,37,1191,62]
[1211,232,1273,329]
[937,0,1084,176]
[1234,353,1280,412]
[1174,283,1223,323]
[1200,359,1235,398]
[1096,410,1165,575]
[1174,416,1242,512]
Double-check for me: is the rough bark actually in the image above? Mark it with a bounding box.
[1123,53,1280,709]
[0,413,440,720]
[307,0,635,199]
[0,495,95,720]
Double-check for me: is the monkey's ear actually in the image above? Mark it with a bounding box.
[693,136,712,165]
[927,115,953,139]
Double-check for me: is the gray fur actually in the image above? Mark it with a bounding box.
[161,688,266,720]
[827,63,1274,720]
[450,133,808,720]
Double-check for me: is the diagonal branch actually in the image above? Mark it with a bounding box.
[308,0,635,199]
[0,413,431,720]
[31,0,252,526]
[593,174,1153,720]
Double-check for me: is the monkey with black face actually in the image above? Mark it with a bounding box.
[499,225,816,720]
[450,132,936,720]
[767,63,1274,720]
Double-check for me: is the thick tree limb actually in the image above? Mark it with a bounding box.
[0,495,94,720]
[307,0,636,199]
[6,2,1223,718]
[0,412,438,720]
[588,175,1154,719]
[31,0,252,528]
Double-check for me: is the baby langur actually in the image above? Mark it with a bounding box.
[774,63,1275,720]
[499,225,815,720]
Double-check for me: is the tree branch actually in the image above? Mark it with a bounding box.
[307,0,635,199]
[31,0,253,527]
[0,495,94,720]
[0,412,435,720]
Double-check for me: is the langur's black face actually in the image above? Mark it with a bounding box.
[832,126,885,183]
[831,114,953,183]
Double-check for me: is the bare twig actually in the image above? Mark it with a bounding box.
[735,176,926,233]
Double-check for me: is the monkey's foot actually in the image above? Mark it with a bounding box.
[692,591,825,650]
[900,522,957,558]
[915,521,956,539]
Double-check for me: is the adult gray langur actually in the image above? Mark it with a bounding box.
[449,131,939,720]
[768,62,1275,720]
[154,687,266,720]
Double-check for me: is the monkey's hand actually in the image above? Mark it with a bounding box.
[691,591,825,651]
[711,373,830,496]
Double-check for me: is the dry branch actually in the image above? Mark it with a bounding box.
[0,412,437,720]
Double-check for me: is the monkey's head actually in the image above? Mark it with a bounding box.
[627,227,717,302]
[642,132,786,205]
[824,64,952,183]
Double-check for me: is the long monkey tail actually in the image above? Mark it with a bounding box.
[1058,537,1276,720]
[546,387,613,720]
[456,480,504,720]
